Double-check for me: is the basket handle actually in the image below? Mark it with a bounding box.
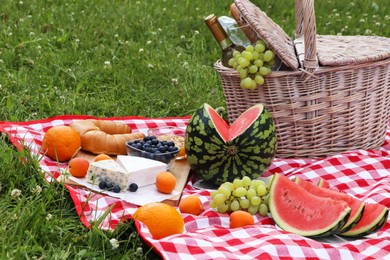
[295,0,318,73]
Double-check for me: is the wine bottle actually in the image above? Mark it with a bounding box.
[204,14,245,67]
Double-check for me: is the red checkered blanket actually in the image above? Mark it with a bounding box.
[1,115,389,259]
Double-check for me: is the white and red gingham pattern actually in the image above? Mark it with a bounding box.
[1,115,389,260]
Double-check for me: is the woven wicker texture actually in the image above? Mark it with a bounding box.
[316,35,390,66]
[216,0,390,158]
[234,0,299,70]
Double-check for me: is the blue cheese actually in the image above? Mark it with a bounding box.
[87,160,130,191]
[116,155,168,187]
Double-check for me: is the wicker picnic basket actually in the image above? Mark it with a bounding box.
[215,0,390,158]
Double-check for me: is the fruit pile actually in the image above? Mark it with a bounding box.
[210,176,271,216]
[228,40,276,90]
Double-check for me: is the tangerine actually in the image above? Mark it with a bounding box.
[229,210,254,228]
[68,158,90,178]
[42,125,81,162]
[94,153,113,162]
[155,171,176,194]
[179,195,203,215]
[133,202,184,239]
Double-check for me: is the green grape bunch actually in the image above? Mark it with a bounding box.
[209,176,271,216]
[228,40,276,90]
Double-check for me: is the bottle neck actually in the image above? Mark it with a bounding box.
[205,14,233,50]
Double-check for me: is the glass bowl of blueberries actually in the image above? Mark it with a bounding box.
[125,135,180,168]
[147,126,186,160]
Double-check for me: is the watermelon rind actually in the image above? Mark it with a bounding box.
[269,173,351,238]
[294,177,365,234]
[185,103,277,185]
[340,203,389,238]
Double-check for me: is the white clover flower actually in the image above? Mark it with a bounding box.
[194,30,199,35]
[11,189,21,199]
[29,32,35,37]
[177,52,182,58]
[171,78,178,85]
[104,61,112,68]
[180,35,185,40]
[148,64,154,68]
[32,185,42,195]
[110,238,119,249]
[46,213,53,221]
[139,48,144,53]
[146,40,152,45]
[114,34,119,38]
[183,61,189,68]
[136,247,143,256]
[12,214,18,220]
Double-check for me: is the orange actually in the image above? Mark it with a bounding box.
[68,158,90,178]
[155,171,176,194]
[179,195,203,215]
[94,153,113,162]
[42,125,81,162]
[177,147,186,158]
[229,210,254,228]
[133,202,184,239]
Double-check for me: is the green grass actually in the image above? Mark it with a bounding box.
[0,0,389,258]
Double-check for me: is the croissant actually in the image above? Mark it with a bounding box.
[70,119,145,155]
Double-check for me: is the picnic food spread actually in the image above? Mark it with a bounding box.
[2,0,390,258]
[69,119,145,155]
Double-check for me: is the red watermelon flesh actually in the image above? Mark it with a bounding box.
[269,173,351,237]
[294,177,365,234]
[340,203,389,237]
[207,103,264,143]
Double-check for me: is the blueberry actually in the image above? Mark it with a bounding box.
[159,146,167,153]
[135,143,143,150]
[167,141,175,147]
[99,181,107,189]
[151,139,158,145]
[168,146,178,152]
[127,141,134,146]
[106,182,113,190]
[143,136,150,142]
[113,185,121,193]
[129,183,138,192]
[161,141,168,146]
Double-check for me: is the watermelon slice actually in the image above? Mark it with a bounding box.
[340,203,389,238]
[294,177,365,234]
[269,173,351,237]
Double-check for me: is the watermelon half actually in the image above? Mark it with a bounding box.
[340,203,389,238]
[185,103,277,186]
[269,173,351,237]
[294,177,365,234]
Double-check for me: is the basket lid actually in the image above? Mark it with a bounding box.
[316,35,390,66]
[234,0,299,70]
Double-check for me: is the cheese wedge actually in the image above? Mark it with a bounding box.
[86,160,129,191]
[116,155,168,187]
